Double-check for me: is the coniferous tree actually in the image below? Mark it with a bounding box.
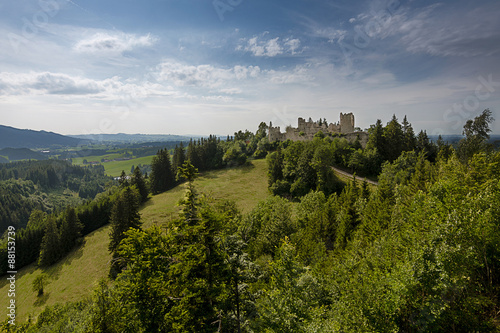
[118,170,129,187]
[367,119,385,158]
[109,186,142,278]
[38,216,61,266]
[402,115,416,151]
[150,149,175,195]
[383,115,404,162]
[165,161,226,331]
[130,166,149,203]
[172,142,186,177]
[59,206,83,253]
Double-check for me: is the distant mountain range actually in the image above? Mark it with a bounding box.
[0,125,86,149]
[69,133,199,144]
[0,125,200,149]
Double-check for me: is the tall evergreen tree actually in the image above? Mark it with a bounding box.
[38,216,61,266]
[150,149,175,195]
[130,166,149,203]
[402,115,416,151]
[367,119,385,158]
[109,186,142,278]
[172,142,186,177]
[59,206,83,253]
[165,161,226,332]
[383,115,404,162]
[118,170,129,187]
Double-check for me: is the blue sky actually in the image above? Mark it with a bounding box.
[1,0,499,135]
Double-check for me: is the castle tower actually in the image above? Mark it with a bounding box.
[339,112,355,133]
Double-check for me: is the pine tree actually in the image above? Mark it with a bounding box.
[130,166,149,203]
[59,206,83,253]
[109,186,142,278]
[118,170,129,187]
[402,115,416,151]
[172,142,186,177]
[367,119,385,158]
[150,149,175,194]
[383,115,404,162]
[38,216,61,266]
[165,161,226,331]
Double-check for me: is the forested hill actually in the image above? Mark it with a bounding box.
[0,125,86,149]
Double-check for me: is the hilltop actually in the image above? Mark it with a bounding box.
[0,125,86,149]
[0,159,269,323]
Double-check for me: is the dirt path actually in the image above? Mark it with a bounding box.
[332,166,379,186]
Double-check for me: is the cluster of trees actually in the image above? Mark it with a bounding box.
[3,110,499,332]
[0,187,119,274]
[149,126,274,195]
[37,207,84,266]
[0,161,110,233]
[267,139,344,198]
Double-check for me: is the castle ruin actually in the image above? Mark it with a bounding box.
[268,112,368,147]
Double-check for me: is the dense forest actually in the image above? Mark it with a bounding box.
[2,110,500,332]
[0,160,111,233]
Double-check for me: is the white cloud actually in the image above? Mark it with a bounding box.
[312,28,347,43]
[238,34,303,57]
[0,71,173,99]
[74,32,156,54]
[0,72,104,95]
[156,61,261,88]
[284,38,302,55]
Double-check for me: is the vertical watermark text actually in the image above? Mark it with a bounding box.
[6,226,16,326]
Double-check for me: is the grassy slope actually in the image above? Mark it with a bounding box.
[0,159,269,322]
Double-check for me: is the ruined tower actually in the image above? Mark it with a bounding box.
[339,112,355,133]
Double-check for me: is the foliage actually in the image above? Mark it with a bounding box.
[458,108,494,162]
[32,273,49,296]
[267,139,344,199]
[108,186,142,278]
[130,166,149,202]
[38,216,61,266]
[150,148,175,194]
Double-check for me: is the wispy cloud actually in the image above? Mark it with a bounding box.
[156,61,261,89]
[0,71,172,99]
[74,32,157,54]
[351,2,500,58]
[237,33,304,57]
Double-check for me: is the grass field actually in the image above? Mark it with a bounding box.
[0,159,269,323]
[73,155,155,177]
[103,155,154,177]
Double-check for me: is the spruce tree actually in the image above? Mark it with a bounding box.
[130,166,149,203]
[150,149,175,194]
[59,206,83,253]
[166,161,226,331]
[383,115,404,162]
[38,216,61,266]
[118,170,129,187]
[109,186,142,278]
[402,115,416,151]
[172,142,186,177]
